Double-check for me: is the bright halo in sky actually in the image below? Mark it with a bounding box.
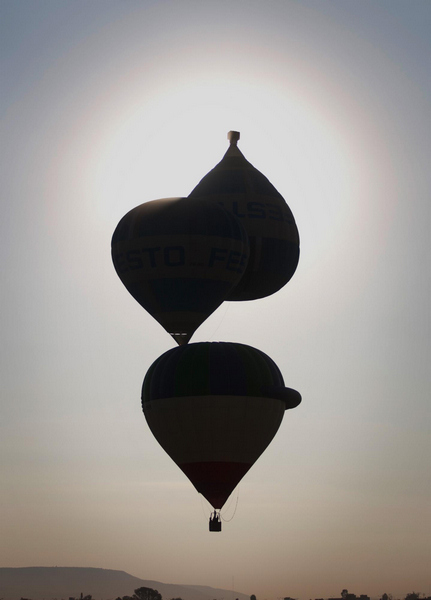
[47,62,383,310]
[90,75,356,229]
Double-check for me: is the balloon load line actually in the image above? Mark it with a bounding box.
[220,488,240,523]
[111,131,302,532]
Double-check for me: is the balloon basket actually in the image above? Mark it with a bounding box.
[209,510,222,532]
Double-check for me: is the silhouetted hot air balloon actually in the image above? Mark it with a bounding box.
[189,131,300,301]
[111,197,249,344]
[141,342,301,525]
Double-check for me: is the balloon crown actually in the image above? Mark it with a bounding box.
[227,130,240,145]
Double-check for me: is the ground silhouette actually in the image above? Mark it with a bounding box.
[0,567,251,600]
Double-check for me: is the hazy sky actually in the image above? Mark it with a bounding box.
[1,1,430,598]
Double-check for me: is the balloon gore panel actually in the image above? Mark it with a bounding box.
[180,461,252,510]
[142,342,289,401]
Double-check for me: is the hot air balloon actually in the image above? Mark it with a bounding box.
[111,197,249,345]
[189,131,300,301]
[142,342,301,529]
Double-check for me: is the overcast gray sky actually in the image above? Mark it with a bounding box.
[1,1,430,598]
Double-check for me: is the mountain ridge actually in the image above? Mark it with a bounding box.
[0,567,250,600]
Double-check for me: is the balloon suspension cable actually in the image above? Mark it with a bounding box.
[207,302,230,342]
[221,487,239,522]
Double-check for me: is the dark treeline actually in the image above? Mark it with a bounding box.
[20,587,176,600]
[284,591,430,600]
[19,588,431,600]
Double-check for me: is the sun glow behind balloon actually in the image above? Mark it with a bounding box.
[79,66,387,335]
[91,73,358,235]
[41,33,392,352]
[38,39,369,342]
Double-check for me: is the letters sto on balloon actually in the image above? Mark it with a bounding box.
[112,197,249,345]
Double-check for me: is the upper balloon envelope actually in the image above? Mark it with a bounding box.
[111,197,249,345]
[142,341,301,509]
[189,132,300,301]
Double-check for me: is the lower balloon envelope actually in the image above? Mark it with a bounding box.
[142,342,301,509]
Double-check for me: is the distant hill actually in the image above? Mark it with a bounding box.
[0,567,250,600]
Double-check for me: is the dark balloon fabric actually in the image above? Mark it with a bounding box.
[189,143,300,301]
[111,198,249,344]
[142,341,300,406]
[142,342,301,508]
